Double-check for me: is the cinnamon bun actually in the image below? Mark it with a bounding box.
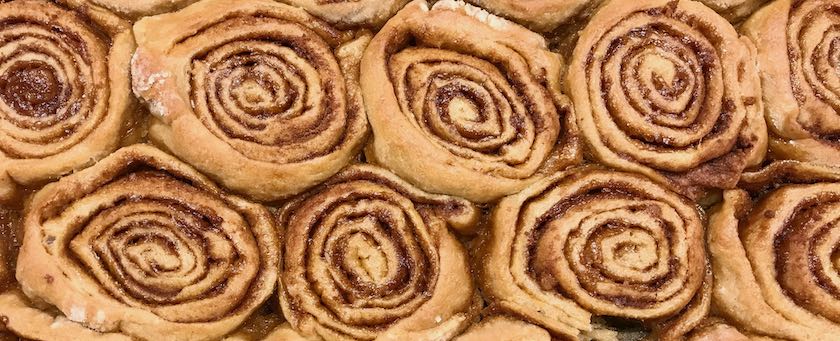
[0,0,137,201]
[568,0,767,199]
[361,0,582,203]
[13,144,279,340]
[278,164,481,340]
[131,0,370,201]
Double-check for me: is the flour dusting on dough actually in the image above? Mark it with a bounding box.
[68,306,86,323]
[432,0,510,30]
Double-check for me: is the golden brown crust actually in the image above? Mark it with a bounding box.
[568,0,767,200]
[276,0,410,28]
[0,290,131,341]
[13,144,279,341]
[86,0,199,19]
[708,162,840,340]
[741,0,840,167]
[650,267,713,341]
[697,0,770,21]
[0,0,137,202]
[461,0,604,32]
[685,321,751,341]
[453,316,551,341]
[278,164,481,340]
[131,0,370,202]
[361,0,582,203]
[478,166,706,340]
[253,323,310,341]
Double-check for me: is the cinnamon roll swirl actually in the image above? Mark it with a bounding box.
[461,0,603,32]
[131,0,369,202]
[13,144,279,341]
[277,0,410,28]
[360,0,582,203]
[568,0,768,200]
[0,0,137,202]
[478,166,706,340]
[708,161,840,340]
[741,0,840,166]
[278,164,481,340]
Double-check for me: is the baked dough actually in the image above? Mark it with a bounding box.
[708,161,840,340]
[462,0,603,32]
[741,0,840,166]
[278,164,481,340]
[568,0,767,199]
[277,0,410,27]
[132,0,370,201]
[477,166,706,340]
[88,0,199,19]
[0,0,137,202]
[361,0,582,203]
[14,145,279,340]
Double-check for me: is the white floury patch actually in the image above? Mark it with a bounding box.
[432,0,510,30]
[130,50,170,94]
[135,71,170,94]
[50,317,65,329]
[94,310,106,326]
[147,100,169,120]
[68,306,86,323]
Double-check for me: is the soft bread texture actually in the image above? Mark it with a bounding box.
[14,145,279,341]
[453,316,551,341]
[0,290,130,341]
[361,0,581,203]
[278,164,481,340]
[131,0,370,202]
[87,0,199,19]
[568,0,768,200]
[741,0,840,167]
[708,161,840,340]
[698,0,769,20]
[277,0,410,28]
[461,0,603,32]
[477,166,707,340]
[3,0,840,340]
[0,0,137,202]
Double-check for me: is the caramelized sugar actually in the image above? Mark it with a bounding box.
[230,304,285,339]
[0,206,20,293]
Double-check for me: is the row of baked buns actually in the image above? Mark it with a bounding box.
[2,143,839,341]
[2,0,838,205]
[0,0,838,340]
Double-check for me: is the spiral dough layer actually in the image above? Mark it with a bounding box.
[478,166,706,340]
[14,145,279,341]
[568,0,767,199]
[131,0,369,201]
[742,0,840,167]
[0,0,136,201]
[708,161,840,340]
[279,164,481,341]
[360,0,582,203]
[276,0,410,28]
